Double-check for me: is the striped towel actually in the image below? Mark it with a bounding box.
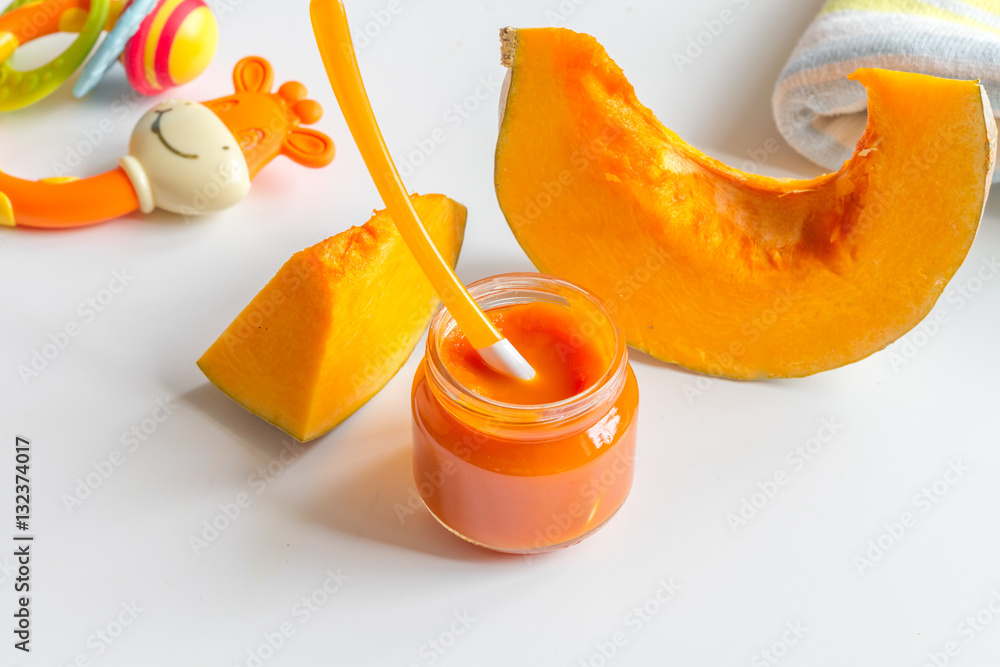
[773,0,1000,182]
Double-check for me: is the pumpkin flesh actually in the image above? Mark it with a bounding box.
[495,28,995,378]
[198,194,467,441]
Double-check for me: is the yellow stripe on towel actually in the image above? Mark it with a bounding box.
[958,0,1000,19]
[821,0,1000,36]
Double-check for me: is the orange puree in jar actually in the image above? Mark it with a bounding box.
[439,301,610,406]
[411,274,639,554]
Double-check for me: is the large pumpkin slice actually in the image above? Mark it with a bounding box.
[495,28,996,378]
[198,194,467,441]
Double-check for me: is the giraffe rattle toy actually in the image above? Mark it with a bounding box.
[0,56,335,229]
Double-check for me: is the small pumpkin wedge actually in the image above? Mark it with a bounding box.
[198,194,467,441]
[494,27,996,378]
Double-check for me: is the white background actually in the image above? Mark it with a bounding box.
[2,0,1000,665]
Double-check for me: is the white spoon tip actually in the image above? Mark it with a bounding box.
[477,338,536,381]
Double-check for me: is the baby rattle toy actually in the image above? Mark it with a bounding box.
[0,0,219,110]
[0,56,335,228]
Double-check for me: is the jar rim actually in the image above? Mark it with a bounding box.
[425,272,628,428]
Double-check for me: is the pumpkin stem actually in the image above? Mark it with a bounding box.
[500,27,517,68]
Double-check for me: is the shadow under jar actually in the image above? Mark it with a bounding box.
[411,273,639,554]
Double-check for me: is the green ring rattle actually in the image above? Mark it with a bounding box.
[0,0,110,111]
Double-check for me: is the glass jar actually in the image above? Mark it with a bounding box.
[411,273,639,554]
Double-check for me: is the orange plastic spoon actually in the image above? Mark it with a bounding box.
[309,0,534,381]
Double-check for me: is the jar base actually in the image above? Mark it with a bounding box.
[422,502,626,555]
